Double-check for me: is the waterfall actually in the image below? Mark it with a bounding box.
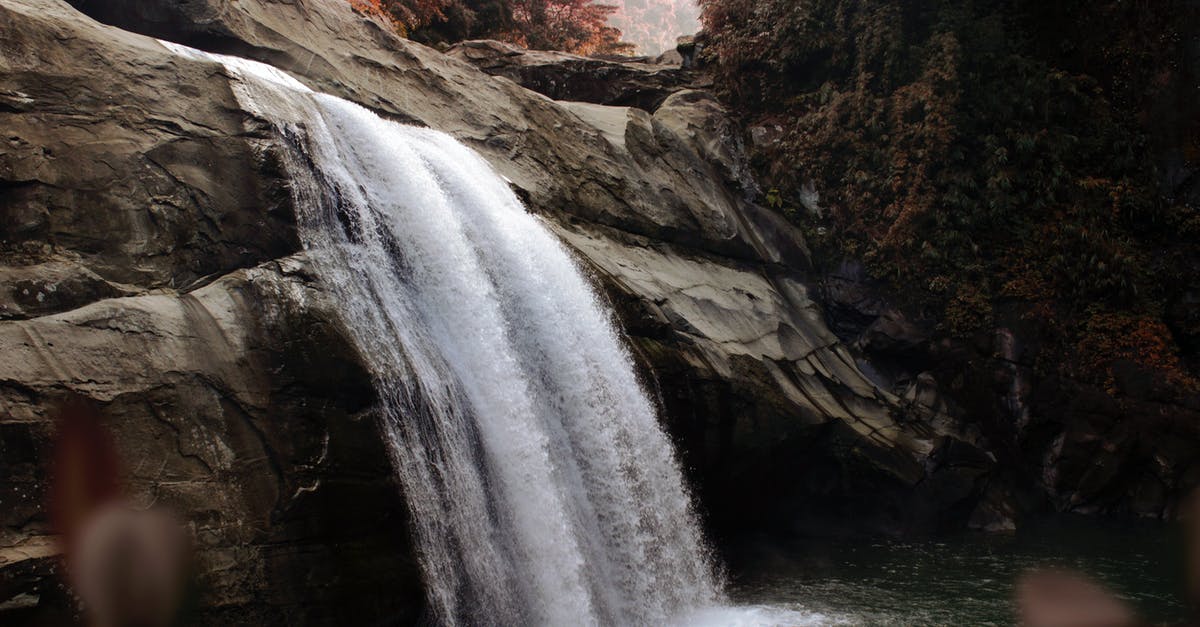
[159,42,725,624]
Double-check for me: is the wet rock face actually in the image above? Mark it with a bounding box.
[2,0,995,622]
[566,224,991,538]
[1025,374,1200,519]
[0,258,423,624]
[820,264,1200,525]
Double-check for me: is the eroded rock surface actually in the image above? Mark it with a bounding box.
[1,2,420,622]
[2,0,992,623]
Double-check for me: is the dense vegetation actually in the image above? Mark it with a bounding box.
[700,0,1200,396]
[351,0,633,53]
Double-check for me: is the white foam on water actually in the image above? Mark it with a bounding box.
[678,604,852,627]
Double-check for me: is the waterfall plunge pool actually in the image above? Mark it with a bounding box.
[723,518,1186,625]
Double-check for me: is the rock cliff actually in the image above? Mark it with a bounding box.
[0,0,989,622]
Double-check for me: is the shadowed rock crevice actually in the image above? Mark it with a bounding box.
[446,39,696,112]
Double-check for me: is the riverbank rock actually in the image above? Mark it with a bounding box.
[2,0,992,622]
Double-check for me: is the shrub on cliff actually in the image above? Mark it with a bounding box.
[700,0,1200,396]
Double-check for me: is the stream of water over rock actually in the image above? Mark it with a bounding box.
[154,41,838,626]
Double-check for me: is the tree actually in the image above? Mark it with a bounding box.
[699,0,1200,394]
[350,0,452,34]
[509,0,631,54]
[351,0,633,55]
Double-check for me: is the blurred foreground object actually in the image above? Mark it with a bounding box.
[71,505,189,627]
[1017,569,1137,627]
[1187,490,1200,622]
[48,396,120,554]
[48,395,191,627]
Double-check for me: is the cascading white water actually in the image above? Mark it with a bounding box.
[158,42,737,625]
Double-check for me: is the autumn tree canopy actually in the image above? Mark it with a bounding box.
[351,0,633,54]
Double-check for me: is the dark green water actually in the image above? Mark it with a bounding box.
[725,519,1188,626]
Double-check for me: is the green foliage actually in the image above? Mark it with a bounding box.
[943,283,994,338]
[1074,310,1198,394]
[701,0,1200,395]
